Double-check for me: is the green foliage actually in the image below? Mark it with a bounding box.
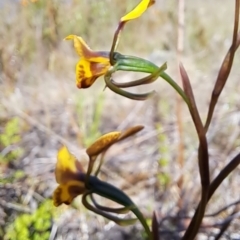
[5,200,53,240]
[0,117,23,164]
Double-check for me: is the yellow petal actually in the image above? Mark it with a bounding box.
[120,0,155,22]
[86,132,121,157]
[55,146,84,184]
[118,125,144,141]
[75,58,110,88]
[53,180,85,207]
[65,35,93,58]
[75,59,91,88]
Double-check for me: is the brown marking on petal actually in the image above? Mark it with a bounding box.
[53,186,67,207]
[77,69,85,81]
[68,185,85,199]
[78,43,109,60]
[55,146,85,184]
[55,166,85,185]
[58,170,82,183]
[80,76,98,88]
[84,49,109,59]
[53,181,86,207]
[90,62,108,76]
[76,64,86,88]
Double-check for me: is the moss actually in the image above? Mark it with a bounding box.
[5,200,53,240]
[0,117,23,164]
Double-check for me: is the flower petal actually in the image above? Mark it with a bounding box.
[120,0,155,22]
[86,132,121,158]
[75,58,110,88]
[118,125,144,141]
[53,180,85,207]
[65,35,93,58]
[55,146,84,184]
[65,35,110,61]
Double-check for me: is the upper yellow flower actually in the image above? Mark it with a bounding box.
[65,0,155,89]
[120,0,155,22]
[65,35,110,88]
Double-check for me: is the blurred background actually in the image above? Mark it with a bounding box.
[0,0,240,239]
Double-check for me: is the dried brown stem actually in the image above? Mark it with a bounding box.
[152,211,160,240]
[204,0,240,131]
[182,152,240,239]
[180,64,209,240]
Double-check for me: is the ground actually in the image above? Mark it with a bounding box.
[0,0,240,239]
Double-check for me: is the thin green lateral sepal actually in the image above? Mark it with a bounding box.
[82,191,137,226]
[87,175,152,239]
[104,65,155,100]
[112,52,190,106]
[90,194,132,214]
[111,63,167,88]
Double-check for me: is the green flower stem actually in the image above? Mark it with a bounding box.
[105,66,155,100]
[90,194,131,214]
[111,63,167,88]
[82,191,137,226]
[113,53,190,106]
[85,174,152,239]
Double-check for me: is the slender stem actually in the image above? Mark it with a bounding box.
[90,194,130,214]
[88,175,153,239]
[180,64,210,240]
[181,152,240,239]
[204,0,240,131]
[111,53,190,105]
[110,63,167,88]
[105,65,155,100]
[160,72,190,106]
[109,22,125,65]
[82,192,137,226]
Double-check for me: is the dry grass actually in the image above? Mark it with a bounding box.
[0,0,240,239]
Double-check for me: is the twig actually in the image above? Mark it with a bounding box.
[0,199,32,213]
[214,207,240,240]
[205,199,240,218]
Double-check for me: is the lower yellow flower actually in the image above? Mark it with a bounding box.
[53,126,144,207]
[53,146,87,207]
[53,180,85,207]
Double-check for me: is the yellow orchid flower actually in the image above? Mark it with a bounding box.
[66,0,155,89]
[53,127,154,237]
[120,0,155,22]
[53,126,144,207]
[53,131,123,207]
[53,146,86,206]
[65,35,110,88]
[109,0,155,62]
